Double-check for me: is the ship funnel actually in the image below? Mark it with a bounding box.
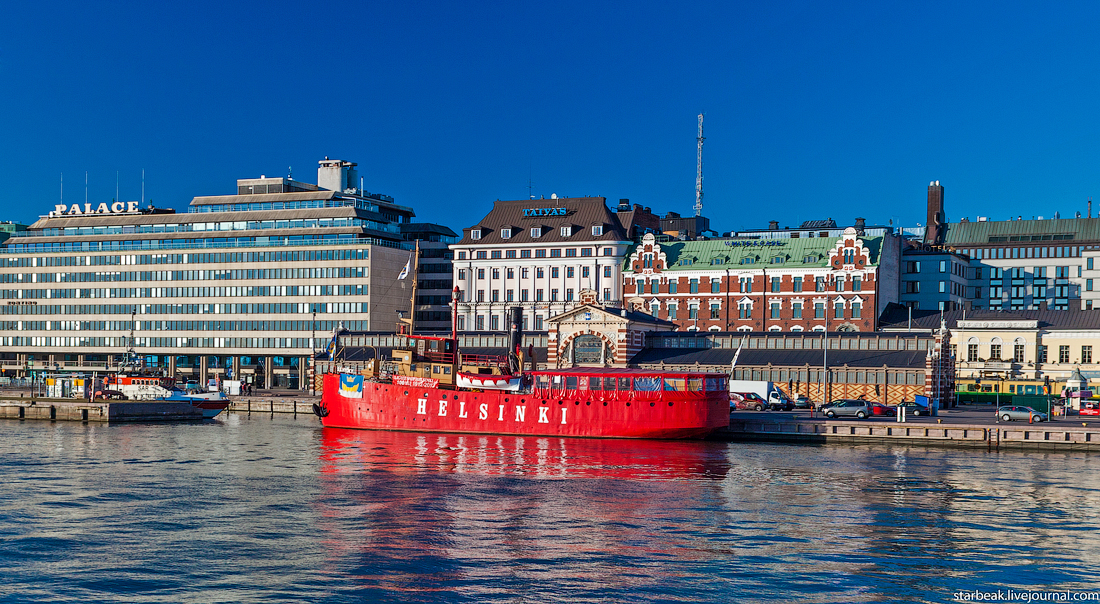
[508,307,524,354]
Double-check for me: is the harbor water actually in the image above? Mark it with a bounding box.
[1,414,1099,603]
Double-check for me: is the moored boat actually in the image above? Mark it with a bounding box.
[313,296,729,439]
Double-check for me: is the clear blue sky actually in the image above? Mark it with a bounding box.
[3,1,1100,233]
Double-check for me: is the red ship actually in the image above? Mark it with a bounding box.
[314,299,729,439]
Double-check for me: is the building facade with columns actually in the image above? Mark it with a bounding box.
[451,197,634,334]
[622,229,901,332]
[0,158,415,390]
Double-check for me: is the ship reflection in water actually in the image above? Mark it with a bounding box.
[314,429,734,600]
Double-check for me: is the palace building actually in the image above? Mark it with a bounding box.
[0,158,425,390]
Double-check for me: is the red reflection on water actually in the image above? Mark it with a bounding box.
[313,429,732,594]
[317,427,731,480]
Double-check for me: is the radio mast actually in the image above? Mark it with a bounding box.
[694,113,705,217]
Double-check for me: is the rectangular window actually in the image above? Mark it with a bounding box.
[534,315,544,330]
[668,305,677,319]
[792,302,802,319]
[1088,279,1094,292]
[816,277,826,292]
[939,282,946,293]
[1090,257,1095,270]
[712,280,720,293]
[550,249,562,258]
[689,305,698,319]
[506,250,516,259]
[530,228,541,238]
[852,276,861,292]
[1037,345,1046,363]
[560,226,571,237]
[603,266,612,278]
[814,303,824,319]
[470,230,481,240]
[770,303,780,319]
[592,225,603,236]
[690,279,699,293]
[1014,344,1025,362]
[458,269,466,280]
[1084,346,1093,364]
[476,251,487,259]
[567,267,574,278]
[491,290,499,302]
[738,304,750,319]
[650,280,658,294]
[535,249,546,258]
[536,289,544,301]
[551,289,559,301]
[771,277,780,293]
[490,315,499,330]
[1059,345,1070,363]
[506,268,514,279]
[565,249,577,257]
[520,249,531,259]
[458,251,467,260]
[835,277,844,292]
[566,289,574,301]
[505,289,514,302]
[521,268,529,279]
[852,302,861,318]
[551,267,559,278]
[990,344,1001,360]
[793,276,803,291]
[492,268,500,279]
[476,290,485,302]
[491,251,501,259]
[834,302,844,319]
[501,228,511,239]
[521,289,529,301]
[968,343,978,362]
[536,268,544,278]
[711,303,721,319]
[582,266,590,278]
[602,288,610,300]
[939,260,946,273]
[669,281,677,294]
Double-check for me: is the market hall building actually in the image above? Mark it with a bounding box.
[0,158,428,390]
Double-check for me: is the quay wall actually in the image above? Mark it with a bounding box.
[720,418,1100,451]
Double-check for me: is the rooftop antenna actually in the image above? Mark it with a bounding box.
[116,171,119,203]
[1090,197,1093,219]
[527,163,535,199]
[141,169,145,205]
[288,165,293,180]
[60,172,63,205]
[84,171,88,206]
[694,112,705,217]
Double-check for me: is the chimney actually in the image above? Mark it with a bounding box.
[768,220,779,230]
[925,181,945,245]
[854,217,866,234]
[1040,301,1048,311]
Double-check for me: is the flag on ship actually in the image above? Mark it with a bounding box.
[397,252,413,280]
[325,330,339,359]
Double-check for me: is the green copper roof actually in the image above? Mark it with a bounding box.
[942,217,1100,245]
[623,236,882,272]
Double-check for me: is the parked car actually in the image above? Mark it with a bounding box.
[732,392,768,411]
[997,405,1048,422]
[895,402,929,417]
[869,402,895,416]
[822,399,873,419]
[793,395,812,409]
[769,397,795,411]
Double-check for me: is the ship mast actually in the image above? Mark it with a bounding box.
[408,239,420,336]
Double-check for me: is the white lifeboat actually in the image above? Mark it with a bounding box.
[456,372,523,391]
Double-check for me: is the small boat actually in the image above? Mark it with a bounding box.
[156,389,231,419]
[455,372,523,391]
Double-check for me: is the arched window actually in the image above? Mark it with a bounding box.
[573,334,605,364]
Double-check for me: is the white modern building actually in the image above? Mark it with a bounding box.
[0,159,418,389]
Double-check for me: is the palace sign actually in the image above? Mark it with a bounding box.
[724,240,787,247]
[50,202,140,217]
[522,207,568,217]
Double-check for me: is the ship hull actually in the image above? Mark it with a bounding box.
[317,373,729,439]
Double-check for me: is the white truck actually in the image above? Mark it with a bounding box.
[728,380,793,411]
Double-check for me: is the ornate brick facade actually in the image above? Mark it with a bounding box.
[623,229,897,332]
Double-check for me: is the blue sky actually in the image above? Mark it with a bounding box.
[3,1,1099,233]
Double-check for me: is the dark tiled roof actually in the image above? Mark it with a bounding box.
[400,222,459,237]
[458,197,629,245]
[878,303,1100,331]
[629,347,928,369]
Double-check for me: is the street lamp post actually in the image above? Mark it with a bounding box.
[311,310,317,396]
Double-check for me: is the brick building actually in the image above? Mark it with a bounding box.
[622,229,901,332]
